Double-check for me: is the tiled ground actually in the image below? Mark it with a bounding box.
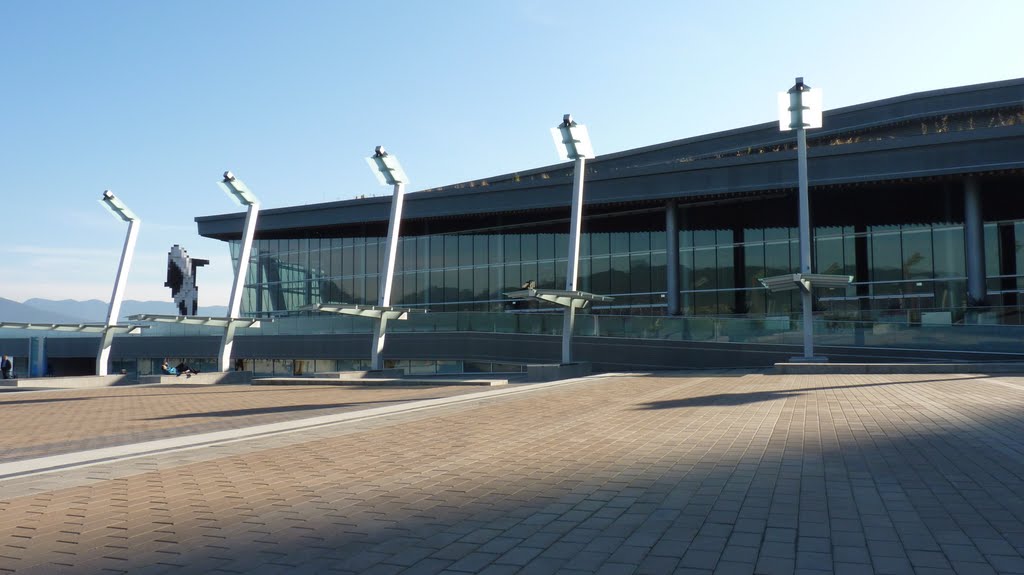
[0,384,483,463]
[0,371,1023,574]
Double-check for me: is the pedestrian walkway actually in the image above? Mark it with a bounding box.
[0,371,1022,574]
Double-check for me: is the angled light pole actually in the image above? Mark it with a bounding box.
[772,77,831,361]
[96,190,140,376]
[215,171,261,371]
[553,115,594,363]
[507,115,612,366]
[365,146,408,370]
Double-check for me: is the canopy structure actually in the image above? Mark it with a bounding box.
[758,273,853,293]
[504,288,614,310]
[0,322,146,334]
[304,304,426,322]
[127,314,262,329]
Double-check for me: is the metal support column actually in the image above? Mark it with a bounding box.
[665,200,680,316]
[220,201,259,371]
[562,156,586,364]
[97,216,139,376]
[371,181,406,371]
[964,176,987,307]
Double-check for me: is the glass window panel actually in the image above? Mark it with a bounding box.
[871,231,902,282]
[429,270,444,304]
[417,236,431,270]
[650,251,666,296]
[459,268,473,301]
[631,253,651,294]
[474,236,489,266]
[717,246,734,290]
[610,255,629,294]
[445,269,459,302]
[745,228,765,243]
[1016,223,1024,283]
[401,237,416,273]
[630,232,650,253]
[521,235,537,262]
[504,235,520,262]
[766,291,794,315]
[488,266,503,301]
[538,261,555,289]
[430,236,444,269]
[744,243,765,288]
[651,230,666,251]
[984,223,1000,277]
[445,236,460,268]
[844,235,858,278]
[503,264,521,294]
[901,229,933,280]
[694,230,716,247]
[693,247,717,291]
[520,261,537,288]
[610,232,629,255]
[456,236,472,266]
[745,286,766,315]
[555,233,569,260]
[416,271,429,304]
[591,233,610,256]
[489,235,503,265]
[578,258,592,293]
[351,276,365,305]
[679,229,693,249]
[537,233,555,260]
[815,236,844,275]
[474,267,488,300]
[555,257,567,289]
[365,239,378,276]
[365,276,378,305]
[694,291,717,315]
[590,256,610,294]
[717,229,734,246]
[680,249,694,291]
[354,236,366,274]
[764,227,791,241]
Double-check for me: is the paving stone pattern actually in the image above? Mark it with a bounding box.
[0,372,1023,574]
[0,384,482,463]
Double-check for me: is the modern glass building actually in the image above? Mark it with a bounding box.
[6,78,1023,377]
[200,78,1024,330]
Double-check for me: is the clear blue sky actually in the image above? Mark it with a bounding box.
[2,0,1021,307]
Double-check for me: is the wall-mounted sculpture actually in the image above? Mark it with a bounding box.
[165,245,209,316]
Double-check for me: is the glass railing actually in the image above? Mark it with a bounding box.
[6,309,1019,357]
[115,310,1023,356]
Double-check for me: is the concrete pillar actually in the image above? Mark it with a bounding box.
[665,200,680,315]
[964,176,987,306]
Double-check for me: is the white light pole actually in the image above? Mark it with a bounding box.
[551,114,595,364]
[97,190,140,376]
[777,77,824,361]
[366,146,408,371]
[216,171,261,371]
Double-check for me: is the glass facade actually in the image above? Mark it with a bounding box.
[232,201,1024,326]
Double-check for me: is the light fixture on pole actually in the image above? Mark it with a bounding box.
[365,146,407,371]
[96,190,141,376]
[506,114,612,365]
[775,77,827,362]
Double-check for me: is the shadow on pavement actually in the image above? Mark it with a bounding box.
[144,397,440,420]
[637,375,989,409]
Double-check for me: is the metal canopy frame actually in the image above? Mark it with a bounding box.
[504,288,614,310]
[0,322,146,335]
[127,314,262,329]
[305,303,426,322]
[758,273,853,293]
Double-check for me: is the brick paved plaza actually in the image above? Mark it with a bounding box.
[1,371,1023,574]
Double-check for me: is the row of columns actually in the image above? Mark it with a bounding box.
[663,175,992,316]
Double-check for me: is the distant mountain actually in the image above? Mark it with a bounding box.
[12,298,228,323]
[0,297,88,323]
